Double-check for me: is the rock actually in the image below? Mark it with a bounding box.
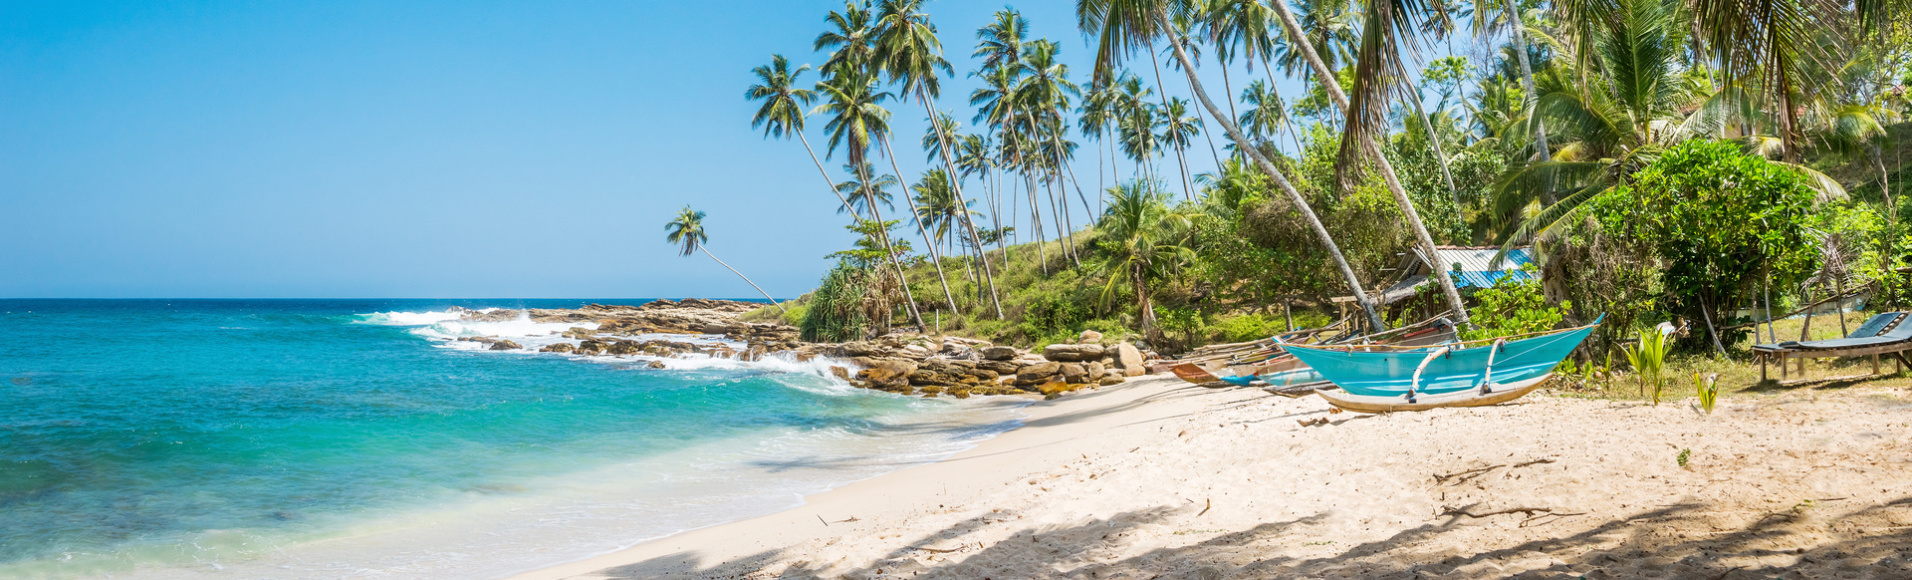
[844,342,889,357]
[857,359,918,389]
[897,344,934,360]
[575,340,605,355]
[562,327,598,340]
[1123,366,1145,377]
[1012,361,1063,386]
[605,341,643,356]
[1011,354,1050,366]
[829,366,852,381]
[1085,361,1107,382]
[1043,343,1105,362]
[976,360,1020,375]
[488,340,521,351]
[1098,375,1126,385]
[908,369,963,386]
[646,360,666,369]
[979,346,1020,361]
[540,343,575,353]
[1114,343,1145,372]
[1078,329,1104,343]
[1060,363,1090,383]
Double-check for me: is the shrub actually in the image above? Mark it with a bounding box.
[800,260,871,342]
[1211,313,1288,343]
[1462,270,1572,341]
[1624,329,1671,404]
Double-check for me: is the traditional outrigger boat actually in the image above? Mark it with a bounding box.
[1280,318,1601,413]
[1168,317,1458,392]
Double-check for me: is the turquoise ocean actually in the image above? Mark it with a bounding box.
[0,300,1021,579]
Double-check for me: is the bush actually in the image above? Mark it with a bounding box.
[1462,270,1572,341]
[1587,140,1818,350]
[1211,313,1288,343]
[800,260,872,342]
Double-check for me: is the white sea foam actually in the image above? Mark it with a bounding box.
[355,310,476,326]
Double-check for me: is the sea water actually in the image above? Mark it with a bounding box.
[0,300,1023,579]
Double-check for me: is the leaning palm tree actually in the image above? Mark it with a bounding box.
[874,0,1004,318]
[1237,79,1300,154]
[665,207,785,313]
[748,54,860,222]
[811,67,927,330]
[1253,0,1476,325]
[1078,0,1390,331]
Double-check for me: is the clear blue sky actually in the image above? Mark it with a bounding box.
[0,1,1304,298]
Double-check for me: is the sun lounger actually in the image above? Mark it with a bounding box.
[1754,312,1912,381]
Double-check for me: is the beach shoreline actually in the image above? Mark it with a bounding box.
[510,378,1912,580]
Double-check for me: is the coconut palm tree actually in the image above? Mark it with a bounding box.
[1254,0,1475,325]
[835,162,899,217]
[1470,0,1550,166]
[811,67,927,330]
[873,0,1003,317]
[748,54,860,222]
[1092,180,1194,342]
[815,1,879,77]
[1159,97,1202,200]
[1078,0,1390,331]
[665,207,785,313]
[1238,79,1300,155]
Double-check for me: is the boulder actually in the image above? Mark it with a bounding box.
[575,340,605,355]
[829,366,852,381]
[1114,343,1146,373]
[856,359,918,389]
[979,346,1020,361]
[897,344,934,360]
[844,342,890,357]
[976,360,1021,375]
[1043,343,1105,362]
[1059,363,1088,383]
[646,360,667,369]
[1097,375,1126,385]
[488,340,521,351]
[540,343,576,354]
[1012,361,1062,386]
[908,369,963,386]
[1085,361,1108,382]
[605,341,643,356]
[1078,329,1104,343]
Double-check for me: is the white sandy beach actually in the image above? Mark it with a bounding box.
[512,376,1912,579]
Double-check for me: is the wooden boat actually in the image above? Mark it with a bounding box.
[1167,317,1460,388]
[1282,320,1600,413]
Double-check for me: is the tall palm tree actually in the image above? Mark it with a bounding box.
[1259,0,1475,325]
[835,162,899,217]
[665,207,785,313]
[812,67,927,330]
[815,1,879,77]
[1159,97,1202,200]
[1015,39,1090,264]
[1078,0,1390,331]
[748,54,859,222]
[873,0,1002,317]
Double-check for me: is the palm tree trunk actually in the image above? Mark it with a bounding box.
[852,162,927,331]
[1150,8,1385,332]
[1505,7,1553,188]
[1406,89,1460,207]
[700,247,784,313]
[798,131,862,222]
[918,91,1006,319]
[1134,263,1160,342]
[1026,170,1047,274]
[1174,147,1194,201]
[1260,2,1472,327]
[1180,70,1226,168]
[882,140,961,315]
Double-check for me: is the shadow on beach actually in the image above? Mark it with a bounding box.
[582,494,1912,579]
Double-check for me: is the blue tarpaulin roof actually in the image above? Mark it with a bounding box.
[1376,247,1537,304]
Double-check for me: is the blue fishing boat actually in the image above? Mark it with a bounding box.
[1280,320,1600,412]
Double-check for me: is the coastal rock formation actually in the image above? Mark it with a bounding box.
[1114,343,1147,376]
[458,337,522,351]
[979,346,1019,361]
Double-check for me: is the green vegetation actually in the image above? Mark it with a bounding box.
[717,0,1912,402]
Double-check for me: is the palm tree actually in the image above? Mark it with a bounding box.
[872,0,1002,318]
[1159,97,1202,200]
[912,168,979,262]
[1015,39,1090,264]
[1238,79,1300,155]
[1078,0,1390,331]
[811,67,928,330]
[665,207,785,313]
[748,54,859,222]
[1257,0,1475,326]
[1092,180,1194,342]
[815,1,879,77]
[1469,0,1550,167]
[835,162,899,217]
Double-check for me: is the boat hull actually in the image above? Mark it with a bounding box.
[1314,375,1548,413]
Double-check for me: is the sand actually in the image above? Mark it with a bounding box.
[511,377,1912,579]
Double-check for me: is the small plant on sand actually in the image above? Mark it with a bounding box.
[1677,448,1691,468]
[1693,371,1720,414]
[1624,329,1670,404]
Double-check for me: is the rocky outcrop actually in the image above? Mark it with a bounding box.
[1114,342,1147,377]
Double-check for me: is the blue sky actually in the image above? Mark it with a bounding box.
[0,1,1317,298]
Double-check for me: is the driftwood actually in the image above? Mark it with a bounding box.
[1432,458,1557,485]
